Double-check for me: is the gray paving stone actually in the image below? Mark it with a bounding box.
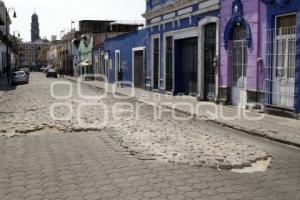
[161,188,177,195]
[167,194,185,200]
[0,74,298,200]
[143,191,161,198]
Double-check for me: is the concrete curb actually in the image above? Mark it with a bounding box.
[65,77,300,149]
[160,104,300,148]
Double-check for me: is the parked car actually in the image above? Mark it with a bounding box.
[46,69,58,78]
[44,66,51,73]
[11,71,29,85]
[19,68,30,77]
[40,67,46,72]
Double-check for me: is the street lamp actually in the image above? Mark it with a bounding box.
[6,7,17,84]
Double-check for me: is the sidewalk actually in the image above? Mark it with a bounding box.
[65,76,300,148]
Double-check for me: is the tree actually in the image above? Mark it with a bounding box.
[37,44,50,65]
[12,36,23,44]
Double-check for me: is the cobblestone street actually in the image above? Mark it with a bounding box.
[0,73,299,200]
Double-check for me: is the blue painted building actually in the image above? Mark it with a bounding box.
[103,30,147,87]
[143,0,220,101]
[261,0,300,116]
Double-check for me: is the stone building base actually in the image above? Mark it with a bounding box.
[217,87,264,110]
[265,106,300,119]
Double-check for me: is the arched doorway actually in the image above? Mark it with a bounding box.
[204,23,217,101]
[231,24,248,107]
[198,16,219,101]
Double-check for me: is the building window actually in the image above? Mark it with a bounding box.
[265,14,297,109]
[274,14,296,78]
[153,38,160,89]
[165,36,173,92]
[233,24,247,86]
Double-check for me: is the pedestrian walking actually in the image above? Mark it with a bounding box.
[59,68,63,78]
[117,68,123,87]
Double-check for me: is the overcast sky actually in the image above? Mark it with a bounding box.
[5,0,145,42]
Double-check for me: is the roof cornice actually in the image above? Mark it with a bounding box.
[142,0,208,19]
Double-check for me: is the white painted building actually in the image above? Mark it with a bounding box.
[0,0,11,77]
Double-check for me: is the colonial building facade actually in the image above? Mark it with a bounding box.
[59,31,82,76]
[47,39,62,68]
[219,0,266,108]
[91,31,130,77]
[66,0,300,118]
[261,0,300,116]
[103,30,147,85]
[71,20,141,77]
[19,12,48,71]
[18,40,49,71]
[143,0,220,101]
[141,0,299,117]
[0,0,13,77]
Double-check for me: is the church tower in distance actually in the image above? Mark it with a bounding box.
[31,12,40,42]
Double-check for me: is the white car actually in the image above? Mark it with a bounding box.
[11,71,29,85]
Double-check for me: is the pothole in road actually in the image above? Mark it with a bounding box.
[2,127,63,137]
[227,157,272,173]
[1,125,107,137]
[26,127,64,135]
[107,131,274,172]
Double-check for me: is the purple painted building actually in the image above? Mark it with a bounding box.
[219,0,267,107]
